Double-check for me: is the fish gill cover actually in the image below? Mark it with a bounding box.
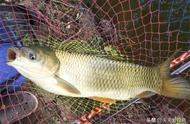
[0,0,190,124]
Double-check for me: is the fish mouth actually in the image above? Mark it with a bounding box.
[7,47,18,62]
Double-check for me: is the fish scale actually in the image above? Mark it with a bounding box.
[55,50,162,100]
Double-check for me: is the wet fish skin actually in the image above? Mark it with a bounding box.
[6,45,190,102]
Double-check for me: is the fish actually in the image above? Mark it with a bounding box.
[6,43,190,103]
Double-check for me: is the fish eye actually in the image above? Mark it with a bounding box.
[29,53,36,60]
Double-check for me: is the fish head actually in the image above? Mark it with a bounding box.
[6,45,60,79]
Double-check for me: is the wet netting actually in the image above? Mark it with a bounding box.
[0,0,190,124]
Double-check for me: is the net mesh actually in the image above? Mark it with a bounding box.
[0,0,190,123]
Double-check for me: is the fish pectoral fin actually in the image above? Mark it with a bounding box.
[89,96,115,103]
[136,91,156,98]
[54,75,81,95]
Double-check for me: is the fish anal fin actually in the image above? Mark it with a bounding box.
[89,96,115,103]
[136,91,155,98]
[55,75,81,95]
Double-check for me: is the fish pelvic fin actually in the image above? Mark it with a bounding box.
[89,96,116,103]
[160,49,190,99]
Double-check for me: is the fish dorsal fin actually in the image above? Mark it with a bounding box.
[58,40,105,55]
[58,39,128,61]
[54,75,81,95]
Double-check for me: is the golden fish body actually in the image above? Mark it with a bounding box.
[56,50,162,100]
[6,45,190,102]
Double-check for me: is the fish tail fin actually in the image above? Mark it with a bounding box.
[160,50,190,99]
[162,77,190,99]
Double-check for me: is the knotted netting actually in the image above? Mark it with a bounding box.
[0,0,190,123]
